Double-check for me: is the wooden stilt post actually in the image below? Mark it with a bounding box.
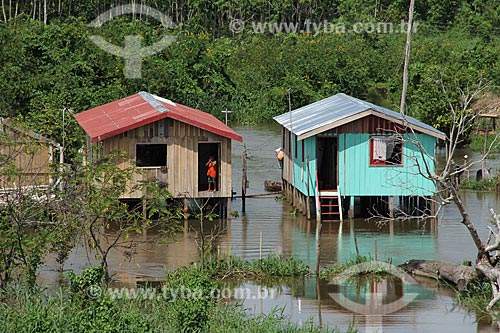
[315,220,322,275]
[316,275,323,328]
[142,198,148,240]
[242,147,247,212]
[183,196,189,220]
[349,196,355,218]
[306,196,311,220]
[315,220,323,328]
[259,231,263,259]
[389,196,394,219]
[142,198,147,220]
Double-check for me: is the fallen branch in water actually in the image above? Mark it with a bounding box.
[399,259,479,290]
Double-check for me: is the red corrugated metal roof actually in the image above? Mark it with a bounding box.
[74,92,243,143]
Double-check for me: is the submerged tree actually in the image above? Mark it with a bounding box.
[0,138,182,287]
[57,152,182,282]
[0,120,65,288]
[393,77,500,311]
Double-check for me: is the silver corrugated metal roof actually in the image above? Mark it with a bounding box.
[273,93,445,139]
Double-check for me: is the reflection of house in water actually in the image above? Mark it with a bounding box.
[280,217,437,274]
[313,276,433,316]
[274,93,445,222]
[75,92,242,215]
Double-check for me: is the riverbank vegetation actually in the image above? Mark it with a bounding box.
[0,260,351,333]
[460,177,500,191]
[0,1,500,157]
[203,255,311,280]
[0,278,349,333]
[468,134,500,152]
[456,279,494,314]
[0,151,183,289]
[319,255,371,279]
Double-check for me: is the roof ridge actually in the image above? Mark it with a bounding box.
[138,91,170,113]
[274,92,445,140]
[338,93,376,111]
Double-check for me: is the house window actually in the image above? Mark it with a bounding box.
[136,144,167,167]
[369,135,403,166]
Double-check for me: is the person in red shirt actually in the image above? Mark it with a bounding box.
[206,156,217,192]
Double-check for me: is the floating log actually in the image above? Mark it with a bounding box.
[233,192,281,198]
[264,180,282,192]
[399,259,479,290]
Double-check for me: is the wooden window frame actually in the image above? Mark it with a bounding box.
[369,135,403,166]
[136,144,167,168]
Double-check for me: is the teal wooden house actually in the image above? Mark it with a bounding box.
[273,93,445,222]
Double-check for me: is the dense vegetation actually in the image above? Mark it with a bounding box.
[1,1,500,156]
[0,263,350,333]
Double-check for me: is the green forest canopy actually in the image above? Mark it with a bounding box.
[1,0,500,156]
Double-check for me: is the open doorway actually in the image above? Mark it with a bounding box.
[316,137,338,190]
[198,142,220,192]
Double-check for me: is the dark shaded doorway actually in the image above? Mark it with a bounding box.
[317,137,338,190]
[198,142,220,191]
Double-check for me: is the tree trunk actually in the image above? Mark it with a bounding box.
[43,0,47,24]
[1,0,7,22]
[399,259,479,290]
[445,182,485,255]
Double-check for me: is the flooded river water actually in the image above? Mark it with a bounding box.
[40,124,500,332]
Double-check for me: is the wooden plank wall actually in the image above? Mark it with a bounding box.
[321,115,414,135]
[280,115,437,197]
[282,128,293,185]
[340,132,437,196]
[101,118,232,199]
[0,127,53,188]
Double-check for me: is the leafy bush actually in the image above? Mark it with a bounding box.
[456,279,493,312]
[203,255,311,279]
[252,255,310,277]
[66,266,105,299]
[319,256,371,279]
[164,267,219,332]
[460,178,498,191]
[468,134,500,153]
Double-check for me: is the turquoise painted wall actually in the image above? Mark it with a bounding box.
[291,134,316,196]
[291,133,437,197]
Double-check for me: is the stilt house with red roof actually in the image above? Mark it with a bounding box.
[75,92,242,210]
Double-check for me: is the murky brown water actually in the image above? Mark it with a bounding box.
[39,124,500,332]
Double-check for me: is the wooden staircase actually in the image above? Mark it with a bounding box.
[314,171,343,222]
[317,190,343,222]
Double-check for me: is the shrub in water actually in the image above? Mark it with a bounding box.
[66,265,105,299]
[164,266,219,332]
